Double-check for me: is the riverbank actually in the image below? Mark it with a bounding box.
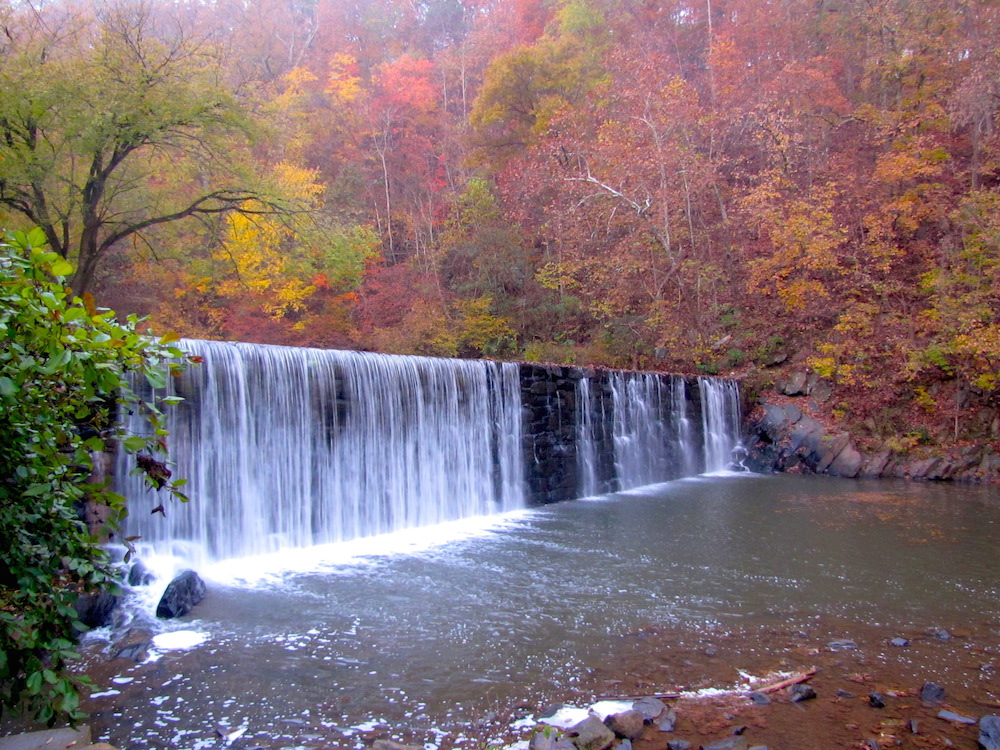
[61,614,1000,749]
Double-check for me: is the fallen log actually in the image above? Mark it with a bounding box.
[753,668,819,694]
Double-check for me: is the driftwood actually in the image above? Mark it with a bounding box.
[752,668,819,694]
[595,669,818,703]
[594,692,681,702]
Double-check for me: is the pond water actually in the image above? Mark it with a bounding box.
[69,474,1000,748]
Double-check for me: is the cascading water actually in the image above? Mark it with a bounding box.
[698,376,743,472]
[609,372,675,490]
[575,378,599,497]
[117,340,745,566]
[118,340,524,564]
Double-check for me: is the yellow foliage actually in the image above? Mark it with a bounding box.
[326,53,363,104]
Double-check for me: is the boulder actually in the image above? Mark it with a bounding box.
[869,692,886,708]
[604,710,645,741]
[156,570,206,619]
[748,692,770,706]
[780,372,808,396]
[632,697,666,722]
[74,590,119,629]
[978,715,1000,750]
[657,706,678,732]
[529,730,575,750]
[816,433,851,473]
[565,716,616,750]
[0,727,92,750]
[127,560,155,587]
[829,444,863,478]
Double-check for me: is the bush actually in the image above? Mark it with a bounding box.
[0,228,188,724]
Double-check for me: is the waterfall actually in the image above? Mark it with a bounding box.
[117,340,745,565]
[698,377,743,472]
[118,340,524,564]
[610,373,674,490]
[575,378,599,497]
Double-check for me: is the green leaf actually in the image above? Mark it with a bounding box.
[121,436,147,452]
[25,227,48,248]
[0,376,17,397]
[49,259,74,277]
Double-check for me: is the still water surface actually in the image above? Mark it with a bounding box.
[79,473,1000,747]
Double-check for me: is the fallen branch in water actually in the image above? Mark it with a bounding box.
[753,668,819,694]
[594,692,681,701]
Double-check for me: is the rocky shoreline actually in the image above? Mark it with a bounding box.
[743,371,1000,483]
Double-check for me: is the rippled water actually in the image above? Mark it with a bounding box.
[67,474,1000,747]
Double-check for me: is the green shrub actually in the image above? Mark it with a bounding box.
[0,228,188,724]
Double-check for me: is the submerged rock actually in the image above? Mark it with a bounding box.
[701,737,748,750]
[979,715,1000,750]
[789,684,816,703]
[938,710,976,725]
[748,692,771,706]
[869,692,886,708]
[890,637,910,647]
[920,682,946,704]
[667,741,691,750]
[156,570,206,619]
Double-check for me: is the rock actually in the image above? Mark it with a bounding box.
[372,741,423,750]
[781,371,808,396]
[920,682,946,704]
[835,689,854,699]
[748,692,770,706]
[789,684,816,703]
[929,627,952,641]
[539,704,569,720]
[0,727,92,750]
[565,716,616,750]
[748,746,768,750]
[937,710,977,725]
[909,719,920,734]
[156,570,206,619]
[127,560,155,586]
[784,404,802,423]
[829,444,863,478]
[604,710,645,741]
[810,380,834,402]
[632,696,666,722]
[816,433,851,473]
[529,729,575,750]
[869,692,886,708]
[889,637,910,647]
[657,706,678,732]
[619,742,632,750]
[979,715,1000,750]
[74,590,119,629]
[827,639,858,651]
[667,741,692,750]
[701,737,748,750]
[861,451,892,479]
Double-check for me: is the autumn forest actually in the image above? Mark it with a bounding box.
[1,0,998,452]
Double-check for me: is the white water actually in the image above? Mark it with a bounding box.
[118,341,743,566]
[119,340,524,566]
[698,377,743,472]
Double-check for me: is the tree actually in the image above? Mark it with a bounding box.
[0,228,188,724]
[0,0,283,295]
